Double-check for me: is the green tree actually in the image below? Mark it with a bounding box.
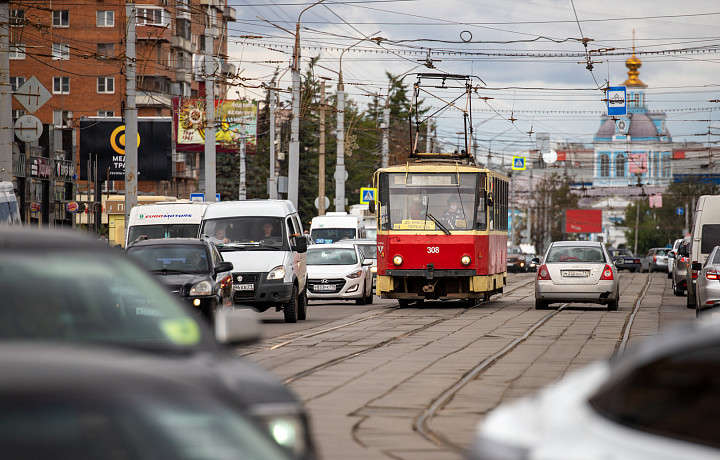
[531,173,580,254]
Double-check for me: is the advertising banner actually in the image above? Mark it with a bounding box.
[174,98,257,152]
[565,209,602,234]
[628,153,648,174]
[79,118,172,181]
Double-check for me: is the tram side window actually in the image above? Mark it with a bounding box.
[476,189,486,231]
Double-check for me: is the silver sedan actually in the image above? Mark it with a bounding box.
[693,245,720,315]
[535,241,619,311]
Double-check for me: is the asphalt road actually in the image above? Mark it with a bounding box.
[238,271,695,460]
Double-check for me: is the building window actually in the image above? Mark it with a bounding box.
[12,109,26,122]
[10,76,26,92]
[53,110,73,128]
[97,111,115,117]
[663,154,672,178]
[9,44,25,60]
[97,77,114,94]
[52,10,69,27]
[52,43,70,60]
[10,9,24,26]
[53,77,70,94]
[651,152,660,177]
[137,8,169,26]
[96,10,114,27]
[600,153,610,177]
[97,43,115,59]
[615,153,626,178]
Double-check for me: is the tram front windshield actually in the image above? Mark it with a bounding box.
[378,172,483,231]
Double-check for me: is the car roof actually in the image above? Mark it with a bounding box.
[310,243,358,249]
[203,200,297,218]
[550,241,603,248]
[340,239,375,244]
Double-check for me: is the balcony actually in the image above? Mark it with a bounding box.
[223,6,236,21]
[137,91,172,108]
[171,35,193,53]
[221,61,236,77]
[175,70,192,84]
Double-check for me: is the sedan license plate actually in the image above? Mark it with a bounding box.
[235,284,254,291]
[315,284,335,291]
[562,270,589,278]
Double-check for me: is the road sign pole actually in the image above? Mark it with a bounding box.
[0,0,12,182]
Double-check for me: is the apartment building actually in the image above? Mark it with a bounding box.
[8,0,236,226]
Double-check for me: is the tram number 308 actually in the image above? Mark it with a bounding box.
[427,247,440,254]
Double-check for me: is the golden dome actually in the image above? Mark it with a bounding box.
[624,33,646,87]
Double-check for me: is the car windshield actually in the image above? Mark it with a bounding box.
[0,252,203,351]
[655,249,669,256]
[355,244,377,259]
[310,228,356,244]
[546,246,605,263]
[0,394,293,460]
[508,247,522,254]
[202,217,287,250]
[127,245,210,274]
[127,224,200,244]
[307,248,358,265]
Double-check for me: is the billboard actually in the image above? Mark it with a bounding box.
[79,118,172,181]
[564,209,602,234]
[173,98,257,153]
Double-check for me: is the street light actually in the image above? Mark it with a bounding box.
[288,0,327,208]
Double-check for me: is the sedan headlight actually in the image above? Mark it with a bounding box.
[254,411,307,457]
[347,268,363,279]
[267,265,286,280]
[189,280,212,296]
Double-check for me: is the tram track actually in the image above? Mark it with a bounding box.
[412,271,655,453]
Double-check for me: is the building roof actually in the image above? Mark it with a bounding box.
[627,113,659,138]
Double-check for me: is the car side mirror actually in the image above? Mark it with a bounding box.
[362,260,373,266]
[214,261,233,273]
[292,235,308,253]
[692,262,703,271]
[368,200,376,214]
[215,308,261,345]
[531,257,540,264]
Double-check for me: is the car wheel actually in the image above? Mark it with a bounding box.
[607,295,619,311]
[673,280,683,296]
[366,287,374,304]
[356,283,368,305]
[535,299,547,310]
[667,272,672,279]
[398,299,412,307]
[297,288,307,320]
[283,285,298,323]
[687,290,696,309]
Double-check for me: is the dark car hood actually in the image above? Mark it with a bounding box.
[153,273,211,294]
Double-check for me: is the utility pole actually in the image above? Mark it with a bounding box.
[381,106,390,168]
[318,80,326,215]
[269,88,277,199]
[425,117,431,153]
[124,0,138,230]
[204,6,216,202]
[238,135,246,200]
[0,0,12,183]
[336,75,345,212]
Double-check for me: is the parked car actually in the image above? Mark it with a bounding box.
[667,238,685,279]
[692,245,720,316]
[534,241,619,311]
[642,247,670,273]
[608,248,642,272]
[306,243,374,304]
[686,195,720,309]
[341,238,378,287]
[0,344,295,460]
[507,245,527,273]
[126,237,233,323]
[469,319,720,460]
[669,241,690,297]
[0,227,317,460]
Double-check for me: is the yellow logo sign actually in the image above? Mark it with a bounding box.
[110,125,141,155]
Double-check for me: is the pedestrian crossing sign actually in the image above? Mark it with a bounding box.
[360,187,377,204]
[512,156,526,171]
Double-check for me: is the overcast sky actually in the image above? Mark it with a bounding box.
[228,0,720,161]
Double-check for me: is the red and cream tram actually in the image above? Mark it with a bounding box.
[371,152,508,305]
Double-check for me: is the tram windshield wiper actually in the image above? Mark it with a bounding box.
[427,213,451,235]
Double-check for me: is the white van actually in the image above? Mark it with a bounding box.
[125,201,208,247]
[0,181,21,226]
[200,200,309,323]
[686,195,720,309]
[310,212,365,244]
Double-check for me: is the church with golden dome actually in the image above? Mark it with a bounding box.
[593,49,674,187]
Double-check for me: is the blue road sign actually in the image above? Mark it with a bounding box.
[511,156,526,171]
[189,193,221,202]
[360,187,377,204]
[676,206,684,216]
[607,86,627,116]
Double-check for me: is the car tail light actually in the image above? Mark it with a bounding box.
[706,271,720,280]
[537,264,551,280]
[692,261,698,279]
[600,264,614,280]
[653,255,657,263]
[680,256,688,263]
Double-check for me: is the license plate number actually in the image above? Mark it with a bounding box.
[235,284,254,291]
[562,270,589,277]
[315,284,335,291]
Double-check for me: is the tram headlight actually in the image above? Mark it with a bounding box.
[461,255,472,266]
[392,255,403,266]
